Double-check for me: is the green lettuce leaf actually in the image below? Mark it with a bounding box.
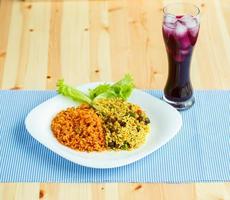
[56,74,135,105]
[88,84,111,99]
[90,74,134,100]
[111,74,134,100]
[57,79,92,105]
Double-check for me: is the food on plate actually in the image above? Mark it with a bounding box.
[51,104,106,152]
[95,98,150,150]
[51,74,151,152]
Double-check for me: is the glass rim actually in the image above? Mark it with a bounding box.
[163,2,200,17]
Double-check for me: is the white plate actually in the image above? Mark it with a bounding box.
[25,83,182,169]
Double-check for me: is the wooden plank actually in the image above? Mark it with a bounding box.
[60,0,90,86]
[0,183,17,200]
[89,0,112,82]
[39,183,92,200]
[196,183,230,200]
[22,1,50,89]
[1,183,230,200]
[0,0,12,88]
[118,183,162,200]
[0,183,39,200]
[46,0,62,89]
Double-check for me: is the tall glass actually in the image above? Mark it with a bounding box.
[162,3,200,110]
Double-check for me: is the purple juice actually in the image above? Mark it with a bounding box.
[163,15,199,102]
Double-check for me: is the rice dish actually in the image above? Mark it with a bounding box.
[51,98,150,152]
[94,98,150,150]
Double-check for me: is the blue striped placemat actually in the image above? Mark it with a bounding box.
[0,90,229,183]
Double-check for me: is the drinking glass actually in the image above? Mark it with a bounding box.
[162,3,200,110]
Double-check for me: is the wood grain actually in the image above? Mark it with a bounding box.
[0,0,12,88]
[0,0,229,199]
[46,0,62,89]
[1,0,230,89]
[1,183,230,200]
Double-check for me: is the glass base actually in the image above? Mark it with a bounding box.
[162,95,195,111]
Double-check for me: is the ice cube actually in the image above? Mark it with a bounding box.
[180,15,198,29]
[164,14,176,29]
[189,26,199,37]
[180,49,190,55]
[180,36,191,49]
[163,25,174,36]
[164,14,177,24]
[174,22,191,49]
[189,27,199,45]
[174,21,188,37]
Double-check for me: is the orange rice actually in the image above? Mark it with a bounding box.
[51,104,106,152]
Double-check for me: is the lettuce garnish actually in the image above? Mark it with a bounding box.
[57,74,134,105]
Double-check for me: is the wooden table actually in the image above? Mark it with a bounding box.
[0,0,229,199]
